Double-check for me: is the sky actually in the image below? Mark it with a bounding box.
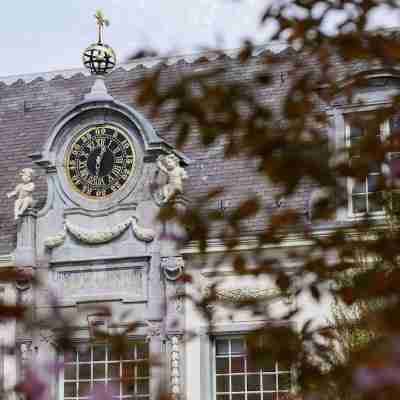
[0,0,269,77]
[1,1,400,78]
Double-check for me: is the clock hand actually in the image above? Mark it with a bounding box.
[96,147,107,176]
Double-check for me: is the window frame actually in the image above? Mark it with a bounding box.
[212,334,293,400]
[345,116,391,218]
[58,339,150,400]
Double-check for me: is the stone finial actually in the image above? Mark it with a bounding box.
[156,154,188,204]
[7,168,35,220]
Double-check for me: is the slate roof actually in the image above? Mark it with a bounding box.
[0,47,390,254]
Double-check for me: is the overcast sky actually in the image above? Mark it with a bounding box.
[0,0,270,77]
[1,1,400,78]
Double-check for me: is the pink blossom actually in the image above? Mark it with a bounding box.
[15,368,48,400]
[90,383,119,400]
[354,365,400,391]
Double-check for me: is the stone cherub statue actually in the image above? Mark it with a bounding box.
[7,168,35,220]
[157,154,187,203]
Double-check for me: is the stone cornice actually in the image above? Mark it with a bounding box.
[180,225,387,255]
[0,254,15,268]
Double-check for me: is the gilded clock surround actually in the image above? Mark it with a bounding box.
[65,124,136,199]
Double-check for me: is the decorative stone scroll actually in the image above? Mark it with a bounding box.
[146,320,162,339]
[161,257,184,281]
[44,216,155,249]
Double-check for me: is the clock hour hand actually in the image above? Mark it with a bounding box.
[95,147,106,176]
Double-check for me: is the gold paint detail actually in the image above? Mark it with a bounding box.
[65,124,136,199]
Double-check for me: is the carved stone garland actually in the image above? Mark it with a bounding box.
[44,216,155,249]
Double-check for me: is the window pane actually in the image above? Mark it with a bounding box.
[137,379,150,394]
[247,374,261,391]
[64,382,77,397]
[137,362,149,378]
[78,348,90,362]
[93,363,106,379]
[352,180,365,194]
[353,195,367,213]
[64,342,149,400]
[278,373,291,390]
[215,337,287,399]
[122,362,135,378]
[216,357,229,374]
[368,160,381,173]
[122,381,135,395]
[64,364,76,380]
[369,192,383,212]
[93,346,106,361]
[263,374,276,391]
[92,382,106,393]
[260,358,276,372]
[136,343,149,360]
[247,356,259,373]
[263,393,275,400]
[79,364,91,380]
[217,375,230,392]
[350,125,363,139]
[78,381,90,397]
[231,339,245,354]
[231,357,245,373]
[217,396,230,400]
[247,394,261,400]
[108,347,121,361]
[216,340,230,355]
[231,375,245,392]
[367,174,380,192]
[109,363,120,379]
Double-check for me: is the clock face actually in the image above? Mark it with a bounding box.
[66,125,136,198]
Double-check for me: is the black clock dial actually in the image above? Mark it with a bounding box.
[66,125,136,198]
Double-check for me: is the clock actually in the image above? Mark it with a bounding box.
[66,124,136,198]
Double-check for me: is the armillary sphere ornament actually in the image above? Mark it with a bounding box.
[82,10,116,75]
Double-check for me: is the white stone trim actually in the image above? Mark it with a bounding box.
[0,254,14,268]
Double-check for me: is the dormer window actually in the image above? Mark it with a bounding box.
[345,114,387,216]
[345,112,400,217]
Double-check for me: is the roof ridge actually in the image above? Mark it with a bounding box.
[0,42,288,86]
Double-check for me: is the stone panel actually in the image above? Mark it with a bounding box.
[50,259,148,305]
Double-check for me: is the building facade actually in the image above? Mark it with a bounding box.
[0,28,398,400]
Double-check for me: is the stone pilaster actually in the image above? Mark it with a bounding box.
[15,209,37,268]
[168,335,183,399]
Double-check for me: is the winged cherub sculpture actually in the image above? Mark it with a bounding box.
[7,168,35,220]
[156,154,187,203]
